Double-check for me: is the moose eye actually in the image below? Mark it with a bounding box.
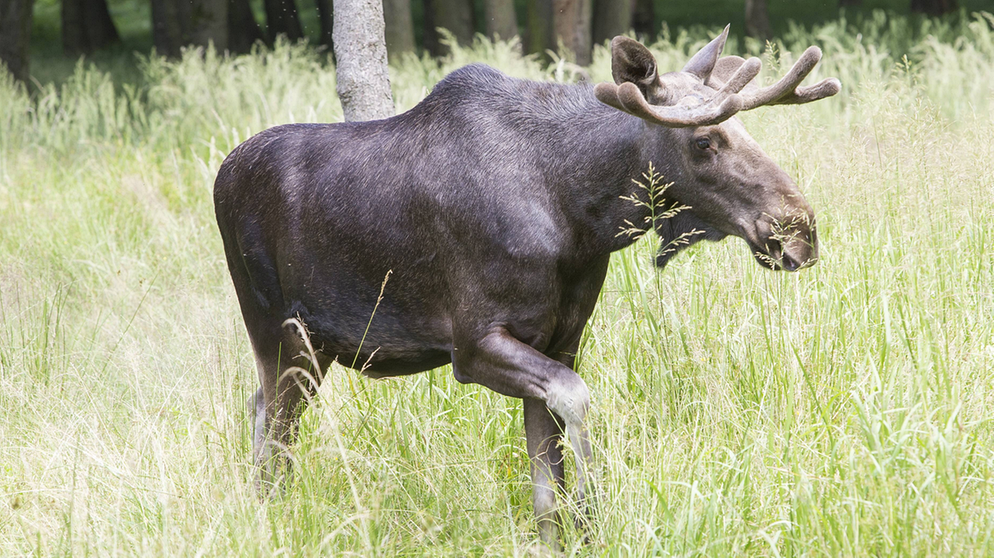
[695,137,711,150]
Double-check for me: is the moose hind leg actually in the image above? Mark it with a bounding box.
[248,385,271,487]
[249,332,320,495]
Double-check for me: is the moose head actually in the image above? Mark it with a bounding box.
[595,27,840,271]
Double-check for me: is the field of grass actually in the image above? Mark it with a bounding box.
[2,11,994,556]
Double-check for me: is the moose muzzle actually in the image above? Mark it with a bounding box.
[748,205,818,271]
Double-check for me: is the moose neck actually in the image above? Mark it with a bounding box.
[541,88,672,257]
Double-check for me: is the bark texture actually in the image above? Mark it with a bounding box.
[383,0,415,58]
[745,0,771,40]
[483,0,517,41]
[62,0,120,56]
[0,0,34,81]
[592,0,631,46]
[333,0,395,122]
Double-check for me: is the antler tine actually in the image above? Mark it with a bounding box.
[713,57,762,99]
[594,81,744,128]
[593,82,629,113]
[741,46,840,109]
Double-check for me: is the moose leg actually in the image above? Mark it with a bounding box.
[249,328,321,494]
[248,385,269,482]
[524,397,566,548]
[452,327,595,544]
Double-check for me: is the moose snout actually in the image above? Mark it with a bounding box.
[748,207,818,271]
[771,213,818,272]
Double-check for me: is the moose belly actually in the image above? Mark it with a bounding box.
[289,296,454,378]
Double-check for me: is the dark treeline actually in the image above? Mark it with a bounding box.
[0,0,963,83]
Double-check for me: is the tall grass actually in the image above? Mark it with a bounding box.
[1,12,993,556]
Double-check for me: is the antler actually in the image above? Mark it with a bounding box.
[593,56,762,128]
[711,47,841,110]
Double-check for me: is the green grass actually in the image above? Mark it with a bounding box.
[3,11,994,556]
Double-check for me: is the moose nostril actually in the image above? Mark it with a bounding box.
[781,253,801,271]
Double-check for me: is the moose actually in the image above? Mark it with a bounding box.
[213,27,839,548]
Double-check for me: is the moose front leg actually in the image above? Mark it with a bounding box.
[523,398,566,548]
[452,327,596,548]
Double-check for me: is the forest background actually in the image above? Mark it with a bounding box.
[0,0,989,85]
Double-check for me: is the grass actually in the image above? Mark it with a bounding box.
[2,10,994,556]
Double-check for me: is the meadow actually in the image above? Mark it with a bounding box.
[2,10,994,556]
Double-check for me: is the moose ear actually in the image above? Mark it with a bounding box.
[610,36,660,98]
[682,25,730,81]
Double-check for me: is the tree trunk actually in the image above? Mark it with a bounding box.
[316,0,333,47]
[229,0,265,53]
[266,0,304,41]
[525,0,552,56]
[745,0,771,40]
[483,0,517,41]
[333,0,394,121]
[152,0,231,56]
[151,0,185,57]
[910,0,957,16]
[383,0,415,59]
[189,0,228,50]
[592,0,631,46]
[631,0,654,38]
[0,0,34,82]
[552,0,592,66]
[422,0,437,55]
[62,0,120,56]
[432,0,474,50]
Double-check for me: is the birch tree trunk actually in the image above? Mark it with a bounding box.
[333,0,395,122]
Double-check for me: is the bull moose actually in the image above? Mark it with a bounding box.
[213,27,840,548]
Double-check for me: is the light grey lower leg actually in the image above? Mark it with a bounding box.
[524,398,566,550]
[543,374,595,520]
